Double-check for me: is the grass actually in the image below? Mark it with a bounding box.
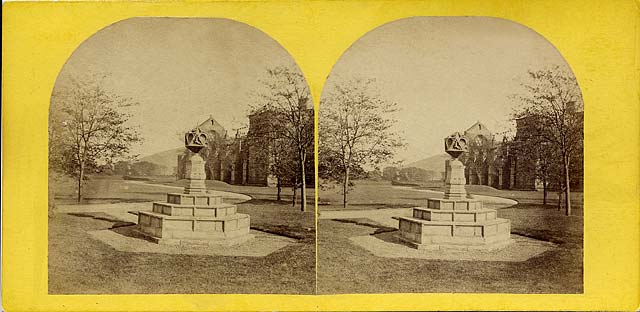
[52,174,315,207]
[317,204,583,294]
[319,179,583,210]
[419,182,584,206]
[317,179,583,294]
[49,174,315,294]
[51,174,175,205]
[319,180,436,210]
[50,175,584,294]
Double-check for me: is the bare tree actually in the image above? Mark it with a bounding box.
[252,67,314,212]
[513,66,583,216]
[319,78,404,208]
[49,76,141,203]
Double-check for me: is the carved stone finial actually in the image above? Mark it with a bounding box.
[444,132,468,159]
[184,128,208,153]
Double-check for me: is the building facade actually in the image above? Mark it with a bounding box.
[177,111,314,187]
[461,119,583,191]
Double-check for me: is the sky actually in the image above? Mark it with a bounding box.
[53,17,300,157]
[323,16,574,165]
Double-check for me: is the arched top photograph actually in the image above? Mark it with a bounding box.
[47,17,316,295]
[317,16,583,295]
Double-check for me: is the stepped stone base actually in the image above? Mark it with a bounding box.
[137,192,252,246]
[427,198,483,210]
[398,198,512,250]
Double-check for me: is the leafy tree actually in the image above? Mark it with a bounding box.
[251,67,314,211]
[509,131,557,205]
[513,66,583,216]
[130,161,163,176]
[319,78,404,208]
[245,118,298,202]
[49,76,141,203]
[382,166,400,181]
[398,167,438,183]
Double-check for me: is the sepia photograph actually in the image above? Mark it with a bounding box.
[5,0,640,310]
[317,16,584,294]
[47,17,316,294]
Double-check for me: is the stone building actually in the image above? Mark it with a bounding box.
[462,120,533,190]
[242,109,315,187]
[462,118,583,191]
[177,111,314,187]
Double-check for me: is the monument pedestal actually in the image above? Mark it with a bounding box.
[184,153,206,194]
[138,192,253,246]
[398,198,511,250]
[397,133,512,251]
[137,128,253,246]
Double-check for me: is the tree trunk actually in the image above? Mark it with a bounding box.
[557,187,562,211]
[48,174,56,217]
[563,155,572,216]
[77,161,85,203]
[299,152,307,212]
[292,180,297,208]
[542,177,547,205]
[276,177,281,201]
[342,166,350,209]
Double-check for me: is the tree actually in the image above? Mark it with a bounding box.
[245,119,298,202]
[510,131,558,205]
[251,67,314,212]
[49,76,141,203]
[319,78,404,208]
[382,166,400,181]
[513,66,583,216]
[130,161,163,176]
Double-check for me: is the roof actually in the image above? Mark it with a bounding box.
[464,121,494,141]
[196,115,226,137]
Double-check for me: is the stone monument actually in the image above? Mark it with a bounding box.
[137,128,253,246]
[397,132,512,250]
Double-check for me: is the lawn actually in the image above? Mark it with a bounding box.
[51,174,315,206]
[317,179,583,294]
[319,179,583,210]
[49,175,315,294]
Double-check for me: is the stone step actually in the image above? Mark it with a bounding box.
[152,202,236,217]
[427,198,483,211]
[166,192,223,206]
[138,211,250,240]
[398,234,513,251]
[412,207,497,222]
[398,216,511,245]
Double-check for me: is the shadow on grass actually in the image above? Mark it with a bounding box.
[128,192,169,196]
[67,212,134,229]
[332,213,581,250]
[511,229,581,248]
[241,198,315,207]
[321,203,417,211]
[58,198,152,205]
[330,218,410,246]
[68,210,312,244]
[109,224,159,243]
[330,218,396,234]
[250,224,313,241]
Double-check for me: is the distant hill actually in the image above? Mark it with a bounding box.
[138,147,184,175]
[405,153,449,174]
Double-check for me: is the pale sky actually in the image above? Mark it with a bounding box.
[323,16,573,165]
[53,17,299,157]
